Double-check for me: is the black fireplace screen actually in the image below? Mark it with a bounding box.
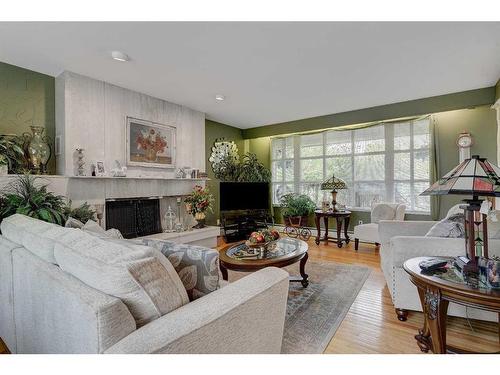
[105,198,161,238]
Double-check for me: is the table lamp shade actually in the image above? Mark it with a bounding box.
[420,155,500,273]
[321,175,347,191]
[421,155,500,198]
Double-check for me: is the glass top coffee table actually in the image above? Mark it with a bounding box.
[219,237,309,287]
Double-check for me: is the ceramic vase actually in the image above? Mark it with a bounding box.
[193,212,206,229]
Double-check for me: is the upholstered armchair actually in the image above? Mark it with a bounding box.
[353,203,406,250]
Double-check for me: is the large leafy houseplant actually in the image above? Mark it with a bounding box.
[237,153,271,182]
[279,193,316,225]
[0,174,67,225]
[212,150,271,183]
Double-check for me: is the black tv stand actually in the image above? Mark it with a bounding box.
[221,209,274,243]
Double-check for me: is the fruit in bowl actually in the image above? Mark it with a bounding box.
[246,229,280,248]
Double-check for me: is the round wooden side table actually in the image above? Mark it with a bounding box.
[314,209,351,248]
[404,257,500,354]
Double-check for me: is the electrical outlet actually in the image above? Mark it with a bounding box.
[358,220,363,225]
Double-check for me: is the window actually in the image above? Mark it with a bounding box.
[270,118,431,213]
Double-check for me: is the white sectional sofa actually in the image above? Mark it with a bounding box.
[0,214,289,354]
[379,215,500,322]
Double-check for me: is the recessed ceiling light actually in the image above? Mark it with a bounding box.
[215,94,225,101]
[111,51,130,62]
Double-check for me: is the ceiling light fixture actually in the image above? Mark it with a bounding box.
[111,51,130,62]
[215,94,225,101]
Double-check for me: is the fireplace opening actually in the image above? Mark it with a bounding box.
[105,198,161,238]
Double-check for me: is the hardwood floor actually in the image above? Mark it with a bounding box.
[1,237,498,354]
[219,237,500,354]
[0,337,9,354]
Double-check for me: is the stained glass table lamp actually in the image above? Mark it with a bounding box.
[420,155,500,272]
[321,174,347,211]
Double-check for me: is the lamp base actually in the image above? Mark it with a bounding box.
[330,190,338,212]
[460,196,489,262]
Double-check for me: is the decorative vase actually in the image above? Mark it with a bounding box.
[145,148,157,162]
[193,212,206,229]
[24,126,51,174]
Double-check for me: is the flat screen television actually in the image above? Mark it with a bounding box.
[220,182,270,211]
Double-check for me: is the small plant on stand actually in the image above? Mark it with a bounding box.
[184,185,214,229]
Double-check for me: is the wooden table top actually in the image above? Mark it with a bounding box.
[314,209,351,217]
[404,257,500,309]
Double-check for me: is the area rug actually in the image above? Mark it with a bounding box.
[228,260,371,354]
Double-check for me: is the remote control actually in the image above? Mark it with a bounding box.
[419,259,448,272]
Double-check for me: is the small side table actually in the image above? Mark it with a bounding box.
[314,209,351,248]
[404,257,500,354]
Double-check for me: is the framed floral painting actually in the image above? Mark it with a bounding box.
[126,117,176,168]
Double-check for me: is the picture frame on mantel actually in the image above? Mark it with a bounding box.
[126,117,176,169]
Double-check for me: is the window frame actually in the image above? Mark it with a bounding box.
[270,118,431,214]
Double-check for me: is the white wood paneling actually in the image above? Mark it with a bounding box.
[56,71,206,178]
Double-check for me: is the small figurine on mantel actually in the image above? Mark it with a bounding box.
[110,160,127,177]
[76,148,85,176]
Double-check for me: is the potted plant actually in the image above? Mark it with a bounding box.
[184,185,214,229]
[279,193,316,227]
[63,200,96,224]
[0,174,67,225]
[0,134,26,174]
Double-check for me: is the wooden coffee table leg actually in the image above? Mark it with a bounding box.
[220,263,229,281]
[299,252,309,287]
[315,214,321,245]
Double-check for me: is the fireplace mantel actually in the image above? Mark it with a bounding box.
[0,174,206,204]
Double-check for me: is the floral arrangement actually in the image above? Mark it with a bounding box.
[136,129,167,154]
[184,185,214,215]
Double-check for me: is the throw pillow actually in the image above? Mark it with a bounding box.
[83,220,124,239]
[425,213,465,238]
[139,238,220,301]
[65,217,85,229]
[54,229,189,327]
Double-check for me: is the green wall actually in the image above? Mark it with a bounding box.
[242,87,496,139]
[434,106,497,217]
[0,61,55,173]
[496,79,500,102]
[205,119,244,225]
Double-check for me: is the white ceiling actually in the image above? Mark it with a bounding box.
[0,22,499,129]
